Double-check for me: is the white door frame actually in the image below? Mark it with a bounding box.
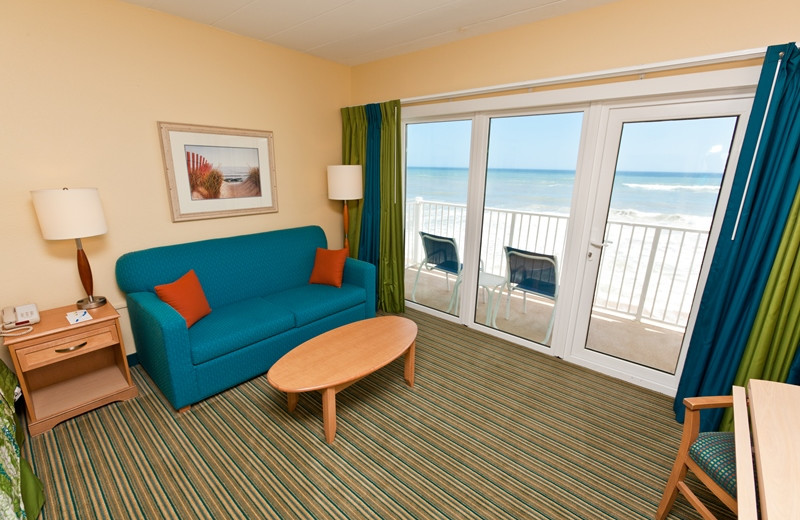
[563,96,755,395]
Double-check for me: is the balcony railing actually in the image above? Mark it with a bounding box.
[405,197,708,328]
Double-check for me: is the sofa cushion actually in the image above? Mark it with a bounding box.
[154,269,212,327]
[264,284,366,327]
[189,298,295,365]
[309,248,348,287]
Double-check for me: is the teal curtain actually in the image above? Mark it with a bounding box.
[716,44,800,430]
[359,104,382,266]
[674,43,800,431]
[340,100,404,313]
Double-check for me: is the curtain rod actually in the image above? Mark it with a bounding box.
[401,47,767,105]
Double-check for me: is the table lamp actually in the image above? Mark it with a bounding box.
[327,165,363,250]
[31,187,108,309]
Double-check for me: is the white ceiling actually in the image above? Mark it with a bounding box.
[122,0,617,66]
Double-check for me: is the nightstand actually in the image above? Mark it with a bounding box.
[4,304,138,435]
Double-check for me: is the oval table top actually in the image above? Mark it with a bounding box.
[267,316,417,393]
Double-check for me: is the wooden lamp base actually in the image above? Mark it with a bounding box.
[76,238,106,309]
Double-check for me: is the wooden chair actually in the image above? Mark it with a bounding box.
[656,395,738,520]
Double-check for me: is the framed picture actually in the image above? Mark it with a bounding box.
[158,122,278,222]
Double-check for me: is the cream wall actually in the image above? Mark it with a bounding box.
[1,0,350,361]
[351,0,800,103]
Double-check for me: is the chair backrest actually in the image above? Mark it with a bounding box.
[419,232,460,275]
[504,246,558,298]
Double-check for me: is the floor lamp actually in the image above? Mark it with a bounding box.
[31,187,109,309]
[327,165,363,251]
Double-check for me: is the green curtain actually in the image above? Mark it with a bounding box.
[379,100,404,313]
[719,179,800,429]
[341,106,367,258]
[340,100,404,313]
[739,191,800,381]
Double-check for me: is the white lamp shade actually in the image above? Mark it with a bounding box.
[327,165,363,200]
[31,188,108,240]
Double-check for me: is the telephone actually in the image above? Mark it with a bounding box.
[1,304,40,336]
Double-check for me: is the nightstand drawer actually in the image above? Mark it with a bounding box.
[17,325,118,371]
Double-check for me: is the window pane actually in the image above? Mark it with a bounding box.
[586,116,738,373]
[478,113,583,344]
[405,120,472,315]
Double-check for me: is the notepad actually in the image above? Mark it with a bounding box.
[66,310,93,324]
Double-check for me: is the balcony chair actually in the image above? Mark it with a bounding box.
[656,395,737,520]
[412,231,462,312]
[503,246,558,343]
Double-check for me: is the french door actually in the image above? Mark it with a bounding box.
[566,98,752,393]
[404,69,758,394]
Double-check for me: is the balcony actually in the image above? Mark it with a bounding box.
[404,198,699,374]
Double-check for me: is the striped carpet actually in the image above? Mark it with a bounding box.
[24,309,734,519]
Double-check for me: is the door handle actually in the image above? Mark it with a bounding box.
[587,240,612,260]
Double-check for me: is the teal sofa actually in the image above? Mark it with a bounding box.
[115,225,376,410]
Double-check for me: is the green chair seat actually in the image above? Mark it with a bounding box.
[689,431,737,498]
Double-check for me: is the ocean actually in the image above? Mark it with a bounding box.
[406,166,723,230]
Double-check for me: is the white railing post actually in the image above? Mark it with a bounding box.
[637,227,661,322]
[413,197,423,265]
[508,211,517,247]
[404,198,704,329]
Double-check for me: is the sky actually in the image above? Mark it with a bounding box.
[406,114,738,173]
[185,145,260,169]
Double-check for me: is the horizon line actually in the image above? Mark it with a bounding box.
[406,165,724,175]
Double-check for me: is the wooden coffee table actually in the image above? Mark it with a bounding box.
[267,316,417,443]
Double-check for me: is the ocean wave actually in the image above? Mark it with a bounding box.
[608,208,711,230]
[623,183,719,192]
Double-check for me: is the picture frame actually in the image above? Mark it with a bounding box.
[158,122,278,222]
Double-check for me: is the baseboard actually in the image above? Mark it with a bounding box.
[127,353,139,367]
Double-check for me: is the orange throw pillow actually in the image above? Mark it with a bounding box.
[308,248,348,287]
[154,269,212,327]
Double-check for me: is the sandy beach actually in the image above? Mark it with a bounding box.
[219,177,261,199]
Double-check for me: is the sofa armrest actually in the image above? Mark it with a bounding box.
[342,257,376,316]
[126,291,197,409]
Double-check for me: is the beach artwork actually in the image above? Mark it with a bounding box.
[185,145,262,200]
[158,122,278,222]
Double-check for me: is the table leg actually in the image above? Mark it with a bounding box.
[287,392,298,413]
[484,288,495,326]
[404,340,416,387]
[322,387,336,443]
[490,286,503,328]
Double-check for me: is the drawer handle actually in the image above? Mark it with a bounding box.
[55,341,87,353]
